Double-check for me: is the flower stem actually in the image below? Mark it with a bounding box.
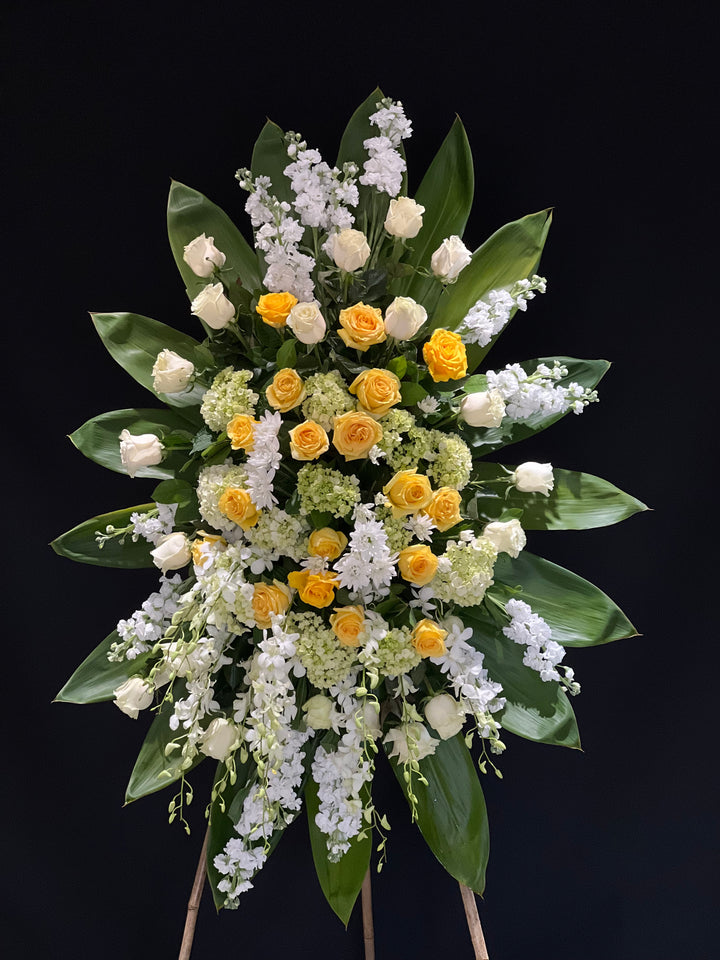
[178,825,209,960]
[458,882,489,959]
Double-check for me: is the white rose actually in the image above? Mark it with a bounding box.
[459,389,506,428]
[329,229,371,272]
[384,196,425,239]
[303,694,335,730]
[152,349,195,394]
[384,296,427,340]
[200,718,239,761]
[182,233,226,278]
[119,430,164,478]
[362,700,382,739]
[483,519,527,558]
[190,282,235,329]
[513,461,555,496]
[287,301,327,344]
[150,532,191,573]
[424,694,466,740]
[384,722,439,764]
[430,235,472,283]
[113,677,154,719]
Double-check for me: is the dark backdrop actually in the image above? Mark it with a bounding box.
[4,2,716,958]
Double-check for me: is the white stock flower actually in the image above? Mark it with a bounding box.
[384,296,427,339]
[200,717,239,761]
[152,349,194,394]
[384,722,438,764]
[303,694,335,730]
[113,677,153,719]
[430,235,472,283]
[190,282,235,329]
[459,390,506,428]
[513,462,554,496]
[151,532,192,573]
[424,693,466,739]
[182,233,226,278]
[384,196,425,238]
[482,520,527,558]
[286,301,326,344]
[329,229,371,272]
[119,430,164,477]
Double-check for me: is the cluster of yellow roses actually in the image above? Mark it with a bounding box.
[254,290,468,382]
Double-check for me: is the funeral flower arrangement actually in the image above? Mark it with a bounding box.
[54,90,645,919]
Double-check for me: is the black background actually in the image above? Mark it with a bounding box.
[4,1,716,958]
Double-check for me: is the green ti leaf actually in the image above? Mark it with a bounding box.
[51,504,155,568]
[55,629,152,704]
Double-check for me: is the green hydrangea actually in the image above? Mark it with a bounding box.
[377,505,413,552]
[201,367,259,432]
[426,433,472,490]
[245,508,309,562]
[384,425,437,472]
[430,535,497,606]
[288,612,357,689]
[297,463,360,519]
[301,370,355,430]
[375,626,420,678]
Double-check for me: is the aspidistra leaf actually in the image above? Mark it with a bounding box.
[489,551,638,647]
[390,733,489,893]
[51,504,155,568]
[55,630,152,703]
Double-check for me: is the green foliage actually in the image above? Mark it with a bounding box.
[55,630,152,704]
[472,464,648,529]
[51,504,155,568]
[305,775,371,926]
[91,312,208,408]
[489,552,638,647]
[390,733,489,893]
[464,610,581,748]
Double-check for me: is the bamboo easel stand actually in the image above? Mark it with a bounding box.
[178,826,210,960]
[459,883,489,960]
[362,867,376,959]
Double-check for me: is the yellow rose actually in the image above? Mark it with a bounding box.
[332,410,383,461]
[308,527,348,561]
[256,291,298,328]
[329,606,366,646]
[337,302,387,351]
[349,368,402,417]
[398,544,439,586]
[289,420,330,461]
[252,580,292,629]
[287,570,340,608]
[218,487,260,530]
[383,469,433,517]
[266,368,306,412]
[422,329,468,382]
[411,619,448,658]
[422,487,463,532]
[226,414,258,452]
[191,532,227,570]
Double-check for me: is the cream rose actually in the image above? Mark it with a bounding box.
[182,233,226,278]
[329,229,371,272]
[200,718,239,761]
[150,532,192,573]
[287,301,327,344]
[512,462,554,496]
[190,282,235,329]
[424,693,466,740]
[152,349,195,394]
[384,196,425,239]
[113,677,154,719]
[384,723,439,764]
[119,430,164,478]
[303,694,335,731]
[460,390,506,428]
[483,519,527,558]
[383,296,427,340]
[430,235,472,283]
